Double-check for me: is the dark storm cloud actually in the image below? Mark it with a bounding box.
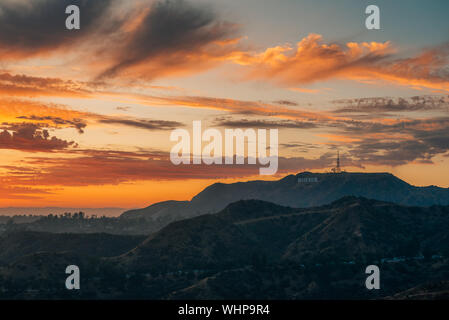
[98,0,239,79]
[0,0,116,57]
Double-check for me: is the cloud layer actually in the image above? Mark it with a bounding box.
[97,0,240,80]
[0,122,77,152]
[1,1,447,91]
[0,0,116,59]
[232,34,449,92]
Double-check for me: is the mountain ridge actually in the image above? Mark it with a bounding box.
[2,196,449,299]
[120,172,449,233]
[114,196,449,292]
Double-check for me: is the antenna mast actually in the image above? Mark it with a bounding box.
[337,150,340,171]
[331,150,342,173]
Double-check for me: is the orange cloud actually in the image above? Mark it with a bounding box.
[0,73,91,98]
[0,149,342,191]
[231,34,392,82]
[0,99,89,124]
[121,92,335,122]
[0,179,53,200]
[0,97,181,135]
[318,134,362,143]
[231,34,449,92]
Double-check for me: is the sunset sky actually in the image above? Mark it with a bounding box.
[1,0,449,209]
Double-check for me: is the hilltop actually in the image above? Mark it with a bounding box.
[120,172,449,233]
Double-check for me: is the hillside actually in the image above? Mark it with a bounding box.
[0,231,145,265]
[118,197,449,273]
[2,196,449,299]
[121,172,449,233]
[387,281,449,300]
[117,213,258,273]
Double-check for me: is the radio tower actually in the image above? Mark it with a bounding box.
[337,150,341,172]
[331,150,342,173]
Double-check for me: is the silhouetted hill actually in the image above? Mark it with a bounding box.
[2,197,449,299]
[117,213,258,273]
[121,200,190,220]
[121,172,449,233]
[282,196,445,264]
[0,231,145,265]
[118,197,449,273]
[387,281,449,300]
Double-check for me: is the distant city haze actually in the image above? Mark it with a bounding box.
[0,207,126,217]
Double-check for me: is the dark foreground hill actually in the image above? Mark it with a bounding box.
[117,197,449,299]
[0,231,145,265]
[387,281,449,300]
[121,172,449,233]
[1,197,449,299]
[117,197,449,272]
